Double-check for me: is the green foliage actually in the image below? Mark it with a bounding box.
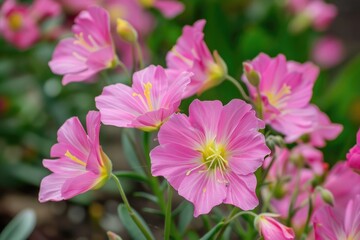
[0,209,36,240]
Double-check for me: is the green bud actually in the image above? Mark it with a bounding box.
[316,186,335,206]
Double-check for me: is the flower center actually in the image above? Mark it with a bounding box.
[132,82,154,111]
[8,12,23,31]
[74,32,100,52]
[264,84,291,108]
[138,0,155,8]
[186,142,229,183]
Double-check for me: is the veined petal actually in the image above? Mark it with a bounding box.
[61,171,99,199]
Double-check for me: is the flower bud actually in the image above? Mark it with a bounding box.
[243,62,260,87]
[266,135,285,151]
[316,186,335,206]
[116,18,138,43]
[107,231,123,240]
[255,214,295,240]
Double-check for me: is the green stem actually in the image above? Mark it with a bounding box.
[286,170,301,226]
[164,184,173,240]
[116,59,131,80]
[134,41,144,70]
[111,174,154,240]
[225,75,251,102]
[303,195,313,235]
[255,87,264,120]
[101,71,112,85]
[143,132,166,212]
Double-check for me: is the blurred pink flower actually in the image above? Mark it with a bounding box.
[313,195,360,240]
[96,65,192,131]
[49,6,117,85]
[288,0,337,32]
[292,144,325,175]
[39,111,112,202]
[347,129,360,173]
[256,214,295,240]
[305,105,343,147]
[312,36,344,69]
[150,99,270,216]
[0,0,60,49]
[242,53,319,142]
[58,0,97,13]
[137,0,184,18]
[166,20,227,98]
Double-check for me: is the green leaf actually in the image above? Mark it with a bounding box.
[117,204,155,240]
[121,129,146,175]
[113,171,148,183]
[0,209,36,240]
[199,222,225,240]
[178,202,194,234]
[134,192,159,204]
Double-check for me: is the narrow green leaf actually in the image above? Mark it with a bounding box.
[0,209,36,240]
[117,204,155,240]
[178,202,194,234]
[134,192,159,204]
[121,129,146,175]
[199,222,225,240]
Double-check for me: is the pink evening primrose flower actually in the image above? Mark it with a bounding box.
[255,214,295,240]
[137,0,184,18]
[150,99,270,217]
[96,65,192,131]
[313,195,360,240]
[39,111,112,202]
[242,53,319,142]
[346,129,360,173]
[289,0,337,32]
[303,105,343,147]
[49,6,117,85]
[166,20,227,98]
[0,0,60,49]
[312,36,344,69]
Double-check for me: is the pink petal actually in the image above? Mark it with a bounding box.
[39,173,80,202]
[154,0,184,18]
[178,172,227,217]
[224,172,259,210]
[151,143,202,189]
[61,171,98,199]
[50,116,90,164]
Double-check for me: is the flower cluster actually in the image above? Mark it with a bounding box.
[32,2,360,240]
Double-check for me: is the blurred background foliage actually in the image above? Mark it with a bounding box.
[0,0,359,238]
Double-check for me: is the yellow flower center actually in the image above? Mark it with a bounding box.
[138,0,155,8]
[132,82,154,111]
[73,32,99,52]
[187,142,229,183]
[264,84,291,108]
[8,12,23,31]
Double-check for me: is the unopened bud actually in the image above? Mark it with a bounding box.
[316,186,334,206]
[243,62,260,87]
[116,18,138,43]
[107,231,123,240]
[266,135,285,151]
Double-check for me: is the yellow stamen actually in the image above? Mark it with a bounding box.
[8,12,23,31]
[74,32,97,52]
[138,0,155,8]
[265,84,291,108]
[143,82,153,110]
[65,150,86,166]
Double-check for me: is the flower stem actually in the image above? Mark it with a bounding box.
[215,208,258,239]
[111,173,154,240]
[164,183,173,240]
[116,59,131,80]
[225,75,251,102]
[134,41,144,70]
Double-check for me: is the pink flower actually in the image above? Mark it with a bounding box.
[137,0,184,18]
[242,53,319,142]
[96,65,192,131]
[312,36,344,69]
[256,214,295,240]
[39,111,112,202]
[49,6,117,85]
[304,105,343,147]
[58,0,97,13]
[313,195,360,240]
[0,0,60,49]
[347,129,360,172]
[166,20,227,98]
[288,0,337,32]
[150,99,270,216]
[291,144,326,175]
